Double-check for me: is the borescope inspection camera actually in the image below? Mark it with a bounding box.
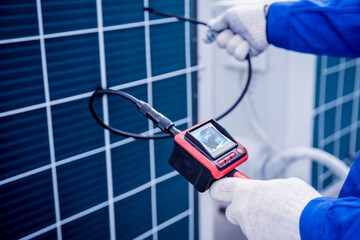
[89,7,252,192]
[89,89,250,193]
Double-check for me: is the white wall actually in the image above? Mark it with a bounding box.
[196,1,317,240]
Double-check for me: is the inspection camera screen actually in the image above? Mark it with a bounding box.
[191,123,236,158]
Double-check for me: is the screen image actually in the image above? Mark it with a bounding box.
[193,126,230,153]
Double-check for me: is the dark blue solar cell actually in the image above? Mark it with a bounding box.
[104,27,147,87]
[148,0,184,20]
[51,97,105,161]
[111,140,151,196]
[115,189,152,239]
[324,141,334,155]
[312,114,319,148]
[158,217,189,240]
[341,100,353,129]
[62,207,110,240]
[33,229,58,240]
[325,72,339,104]
[150,22,186,76]
[42,0,97,34]
[154,123,187,177]
[46,33,101,100]
[57,152,108,219]
[326,57,340,68]
[0,108,50,180]
[0,1,38,40]
[324,107,336,139]
[102,0,144,26]
[0,170,55,240]
[156,174,189,224]
[356,128,360,150]
[343,66,356,96]
[153,75,187,121]
[314,57,322,108]
[107,84,148,143]
[339,133,351,160]
[0,40,44,112]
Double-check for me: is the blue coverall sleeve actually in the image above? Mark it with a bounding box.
[267,0,360,57]
[300,154,360,239]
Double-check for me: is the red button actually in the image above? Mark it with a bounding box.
[218,160,225,165]
[236,148,244,154]
[224,156,231,161]
[230,153,236,158]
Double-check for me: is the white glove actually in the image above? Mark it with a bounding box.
[210,177,321,240]
[205,0,297,61]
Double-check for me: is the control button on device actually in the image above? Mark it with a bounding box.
[218,160,225,165]
[236,148,244,154]
[230,153,236,158]
[224,156,231,161]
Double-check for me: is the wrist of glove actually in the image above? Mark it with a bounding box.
[210,177,322,240]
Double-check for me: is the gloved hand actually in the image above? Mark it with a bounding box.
[204,0,295,61]
[210,177,321,240]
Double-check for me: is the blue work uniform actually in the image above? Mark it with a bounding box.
[268,0,360,238]
[267,0,360,57]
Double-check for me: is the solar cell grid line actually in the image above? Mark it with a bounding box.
[0,17,178,46]
[320,120,360,148]
[184,0,195,239]
[36,0,62,239]
[324,58,358,75]
[333,58,346,157]
[143,1,158,239]
[19,168,180,240]
[96,0,116,239]
[350,60,360,154]
[0,65,202,119]
[313,89,360,116]
[0,117,188,188]
[2,1,196,239]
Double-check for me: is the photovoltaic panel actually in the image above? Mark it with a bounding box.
[312,56,360,190]
[0,0,197,239]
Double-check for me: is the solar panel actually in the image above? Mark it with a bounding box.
[312,56,360,190]
[0,0,197,239]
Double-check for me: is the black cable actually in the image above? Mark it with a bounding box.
[89,8,253,140]
[143,7,209,26]
[89,89,179,139]
[215,55,252,121]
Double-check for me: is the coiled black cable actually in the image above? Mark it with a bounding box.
[89,8,252,140]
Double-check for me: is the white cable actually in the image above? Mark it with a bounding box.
[244,94,282,153]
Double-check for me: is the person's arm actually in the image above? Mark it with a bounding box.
[206,0,360,60]
[301,197,360,239]
[267,0,360,57]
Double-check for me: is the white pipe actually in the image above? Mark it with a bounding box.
[263,147,350,182]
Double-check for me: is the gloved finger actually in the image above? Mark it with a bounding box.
[226,34,245,55]
[209,178,238,202]
[225,202,240,225]
[234,41,250,61]
[216,29,234,48]
[208,14,228,32]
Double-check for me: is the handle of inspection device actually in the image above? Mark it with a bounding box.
[227,169,251,179]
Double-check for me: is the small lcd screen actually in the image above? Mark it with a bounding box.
[190,123,236,158]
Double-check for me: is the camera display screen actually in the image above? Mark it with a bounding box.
[190,123,236,158]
